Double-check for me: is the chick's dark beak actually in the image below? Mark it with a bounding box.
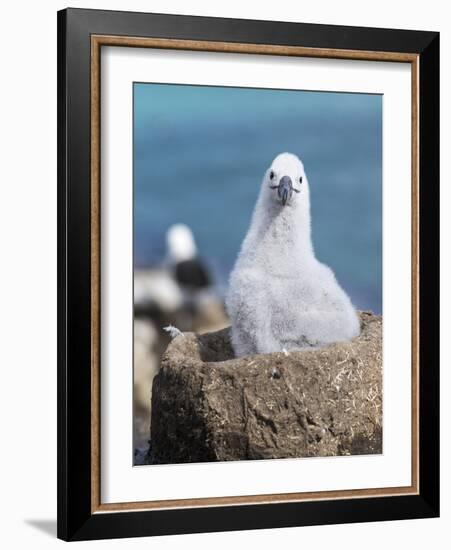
[278,175,293,206]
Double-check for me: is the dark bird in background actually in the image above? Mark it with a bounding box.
[166,224,211,291]
[134,223,226,335]
[175,258,211,290]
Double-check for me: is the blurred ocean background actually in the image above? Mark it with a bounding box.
[134,83,382,314]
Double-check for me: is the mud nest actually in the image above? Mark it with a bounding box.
[149,311,382,464]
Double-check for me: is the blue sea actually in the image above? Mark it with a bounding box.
[134,83,382,314]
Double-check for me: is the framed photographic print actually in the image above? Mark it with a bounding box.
[57,8,439,541]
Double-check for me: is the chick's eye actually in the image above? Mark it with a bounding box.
[269,171,274,180]
[299,176,303,184]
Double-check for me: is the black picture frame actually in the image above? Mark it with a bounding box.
[57,7,439,541]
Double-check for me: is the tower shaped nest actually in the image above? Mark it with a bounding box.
[150,312,382,464]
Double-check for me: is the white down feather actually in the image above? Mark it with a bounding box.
[226,152,360,357]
